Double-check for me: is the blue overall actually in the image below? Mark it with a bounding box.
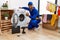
[22,7,40,30]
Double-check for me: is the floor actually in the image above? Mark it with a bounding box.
[0,26,60,40]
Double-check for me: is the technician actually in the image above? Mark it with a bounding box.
[20,2,40,30]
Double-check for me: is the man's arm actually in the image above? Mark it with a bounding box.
[20,7,29,10]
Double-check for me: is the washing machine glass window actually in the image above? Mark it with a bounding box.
[19,14,25,22]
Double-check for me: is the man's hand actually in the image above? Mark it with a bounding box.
[36,18,39,20]
[19,7,22,9]
[26,13,30,16]
[36,17,41,20]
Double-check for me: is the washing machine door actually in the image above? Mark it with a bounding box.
[12,13,19,27]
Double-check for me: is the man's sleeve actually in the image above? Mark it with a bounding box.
[22,7,29,10]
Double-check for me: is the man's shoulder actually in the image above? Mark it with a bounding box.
[33,7,38,11]
[33,8,38,13]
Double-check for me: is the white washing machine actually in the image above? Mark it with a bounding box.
[11,9,30,27]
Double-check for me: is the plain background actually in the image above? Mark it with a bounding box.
[0,0,60,15]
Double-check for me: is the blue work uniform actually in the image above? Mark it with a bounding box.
[22,7,40,30]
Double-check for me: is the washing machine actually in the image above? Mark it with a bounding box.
[11,9,30,34]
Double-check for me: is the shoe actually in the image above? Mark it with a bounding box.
[34,28,39,32]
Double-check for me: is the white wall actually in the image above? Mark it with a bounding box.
[0,0,38,10]
[57,0,60,6]
[0,0,8,7]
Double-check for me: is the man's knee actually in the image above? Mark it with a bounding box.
[31,20,37,25]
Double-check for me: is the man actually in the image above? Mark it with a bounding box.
[20,2,40,30]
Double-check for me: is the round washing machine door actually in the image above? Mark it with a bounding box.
[19,14,25,22]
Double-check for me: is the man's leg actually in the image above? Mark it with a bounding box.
[31,20,40,31]
[28,21,34,30]
[31,20,39,28]
[35,20,41,28]
[28,20,40,30]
